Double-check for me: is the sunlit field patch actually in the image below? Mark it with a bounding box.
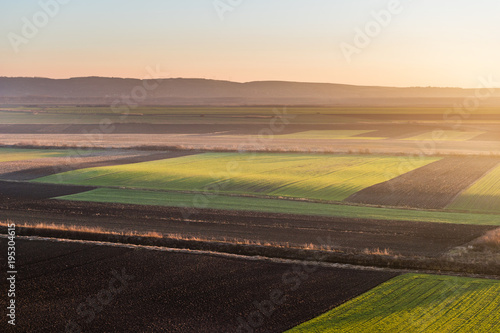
[0,148,75,163]
[33,152,439,201]
[57,188,500,225]
[286,274,500,333]
[447,162,500,213]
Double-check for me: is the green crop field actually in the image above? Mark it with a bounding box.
[287,274,500,332]
[447,163,500,213]
[34,152,440,201]
[275,130,384,140]
[403,130,485,141]
[0,148,75,162]
[57,188,500,226]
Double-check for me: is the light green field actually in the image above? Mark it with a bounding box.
[34,153,440,201]
[57,188,500,225]
[275,130,385,140]
[448,163,500,213]
[403,130,485,141]
[0,148,75,162]
[287,274,500,333]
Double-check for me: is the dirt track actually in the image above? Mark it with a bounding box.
[0,238,398,332]
[346,157,500,209]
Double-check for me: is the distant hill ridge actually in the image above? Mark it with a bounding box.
[1,77,499,106]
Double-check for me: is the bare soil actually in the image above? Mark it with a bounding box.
[0,237,398,333]
[0,194,494,258]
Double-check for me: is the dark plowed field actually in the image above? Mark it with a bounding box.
[346,157,500,209]
[0,238,398,332]
[0,151,198,181]
[0,194,494,257]
[0,181,95,200]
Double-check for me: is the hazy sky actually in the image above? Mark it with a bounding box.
[1,0,499,87]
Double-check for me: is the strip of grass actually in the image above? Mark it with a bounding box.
[286,273,500,333]
[448,163,500,213]
[0,147,76,162]
[34,152,439,202]
[56,188,500,226]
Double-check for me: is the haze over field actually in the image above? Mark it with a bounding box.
[2,1,500,332]
[2,77,500,106]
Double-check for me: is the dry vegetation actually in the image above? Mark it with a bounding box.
[471,227,500,250]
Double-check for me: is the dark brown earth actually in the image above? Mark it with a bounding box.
[0,194,494,257]
[0,150,198,181]
[0,238,398,333]
[346,157,500,209]
[0,181,94,200]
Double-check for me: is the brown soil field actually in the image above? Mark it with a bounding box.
[0,180,95,200]
[0,194,493,257]
[345,157,500,209]
[0,237,398,333]
[0,150,198,181]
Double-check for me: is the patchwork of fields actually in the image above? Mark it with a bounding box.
[33,152,440,201]
[287,274,500,332]
[57,188,500,225]
[1,106,500,332]
[28,151,500,218]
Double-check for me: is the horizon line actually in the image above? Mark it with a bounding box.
[0,75,482,90]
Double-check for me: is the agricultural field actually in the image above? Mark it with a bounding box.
[447,162,500,213]
[287,273,500,332]
[403,130,485,141]
[57,188,500,226]
[0,147,75,162]
[346,156,500,209]
[275,130,385,140]
[0,237,399,332]
[33,152,440,201]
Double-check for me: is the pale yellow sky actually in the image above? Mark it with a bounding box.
[2,0,500,88]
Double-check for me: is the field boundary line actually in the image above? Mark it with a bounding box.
[1,229,500,279]
[445,160,500,210]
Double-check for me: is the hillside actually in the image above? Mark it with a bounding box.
[1,77,499,106]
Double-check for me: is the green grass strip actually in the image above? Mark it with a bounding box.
[286,273,500,333]
[57,188,500,226]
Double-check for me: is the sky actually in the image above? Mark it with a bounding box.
[1,0,499,88]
